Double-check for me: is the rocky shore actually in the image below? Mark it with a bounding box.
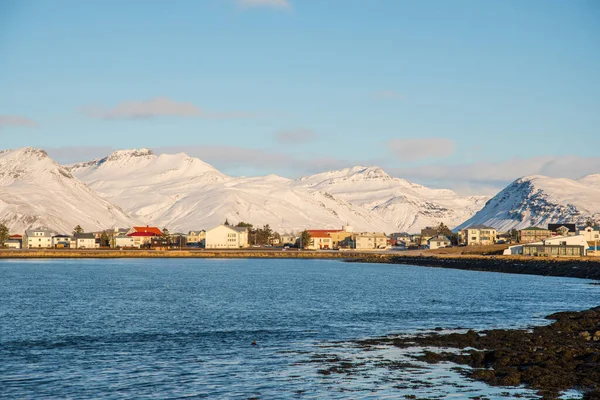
[351,307,600,399]
[351,254,600,281]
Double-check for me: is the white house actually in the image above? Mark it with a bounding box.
[205,225,249,249]
[114,233,134,248]
[579,226,600,242]
[353,232,388,250]
[75,233,98,249]
[460,225,497,246]
[52,234,73,248]
[4,239,22,249]
[427,235,451,250]
[24,229,54,249]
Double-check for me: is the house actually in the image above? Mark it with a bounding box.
[52,234,73,248]
[24,229,55,248]
[459,225,497,246]
[306,231,333,250]
[280,235,297,246]
[548,223,576,237]
[113,233,134,248]
[427,235,451,250]
[420,227,438,245]
[353,232,388,250]
[521,235,588,257]
[75,233,97,249]
[205,225,249,249]
[4,239,22,249]
[306,226,353,249]
[578,226,600,242]
[127,231,158,248]
[518,227,552,243]
[186,230,206,245]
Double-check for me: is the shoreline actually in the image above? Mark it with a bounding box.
[2,249,600,280]
[345,306,600,399]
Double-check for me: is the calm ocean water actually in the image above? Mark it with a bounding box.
[1,258,598,399]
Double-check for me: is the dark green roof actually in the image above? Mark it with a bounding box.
[522,227,548,231]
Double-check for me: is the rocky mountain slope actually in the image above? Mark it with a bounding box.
[0,148,137,233]
[455,175,600,232]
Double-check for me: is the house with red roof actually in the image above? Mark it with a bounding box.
[127,230,160,248]
[128,226,163,236]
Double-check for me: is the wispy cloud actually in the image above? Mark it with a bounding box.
[372,90,401,100]
[236,0,291,9]
[387,138,456,162]
[275,129,315,144]
[83,97,252,120]
[0,115,38,129]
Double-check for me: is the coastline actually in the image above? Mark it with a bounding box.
[2,248,600,281]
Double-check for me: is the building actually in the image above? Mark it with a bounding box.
[306,226,354,249]
[186,230,206,246]
[205,225,249,249]
[306,231,333,250]
[521,235,588,257]
[52,234,73,248]
[127,226,163,236]
[518,227,552,243]
[420,227,438,245]
[427,235,451,250]
[75,233,97,249]
[280,235,297,246]
[24,229,54,248]
[4,239,22,249]
[579,225,600,242]
[459,225,497,246]
[353,232,388,250]
[127,231,158,248]
[548,223,576,237]
[113,233,134,248]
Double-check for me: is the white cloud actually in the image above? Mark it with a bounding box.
[387,138,456,162]
[275,129,315,144]
[0,115,38,129]
[83,97,252,120]
[236,0,291,8]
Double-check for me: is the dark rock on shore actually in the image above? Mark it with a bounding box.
[357,307,600,399]
[351,255,600,281]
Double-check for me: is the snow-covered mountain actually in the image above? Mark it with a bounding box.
[0,147,138,233]
[294,166,489,232]
[67,149,395,233]
[67,149,487,233]
[455,175,600,232]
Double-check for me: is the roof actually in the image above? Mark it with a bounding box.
[127,232,158,237]
[308,229,342,233]
[132,226,163,236]
[25,229,54,237]
[428,235,451,242]
[8,234,22,239]
[548,223,576,232]
[53,234,72,238]
[420,227,438,236]
[464,224,496,230]
[309,232,332,238]
[521,227,548,231]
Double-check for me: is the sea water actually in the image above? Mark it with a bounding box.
[1,258,598,399]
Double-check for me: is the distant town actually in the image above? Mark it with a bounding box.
[1,220,599,258]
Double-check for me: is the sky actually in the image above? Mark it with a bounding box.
[1,0,599,195]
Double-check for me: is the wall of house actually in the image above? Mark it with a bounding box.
[206,225,246,249]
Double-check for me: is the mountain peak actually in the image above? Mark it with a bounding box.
[107,148,154,161]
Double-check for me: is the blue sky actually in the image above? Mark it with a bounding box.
[1,0,599,194]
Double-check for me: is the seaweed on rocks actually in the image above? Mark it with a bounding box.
[356,307,600,399]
